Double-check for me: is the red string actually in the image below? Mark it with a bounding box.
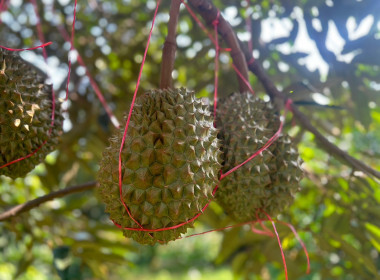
[55,23,120,128]
[0,140,48,169]
[263,211,288,280]
[220,101,288,180]
[250,222,274,237]
[117,0,161,231]
[180,1,216,46]
[254,211,274,237]
[180,0,230,52]
[183,220,254,239]
[109,5,308,278]
[277,220,310,274]
[180,1,254,95]
[113,5,225,233]
[113,1,290,235]
[0,3,55,171]
[231,63,255,95]
[178,210,310,279]
[0,42,52,51]
[64,0,78,101]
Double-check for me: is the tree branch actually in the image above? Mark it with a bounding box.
[188,0,380,180]
[160,0,181,89]
[188,0,250,93]
[0,181,97,221]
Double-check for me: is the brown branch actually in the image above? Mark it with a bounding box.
[0,181,97,221]
[188,0,380,180]
[188,0,250,93]
[160,0,182,89]
[246,49,380,179]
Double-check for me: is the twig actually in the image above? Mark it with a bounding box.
[0,181,97,221]
[188,0,380,180]
[160,0,182,89]
[188,0,250,93]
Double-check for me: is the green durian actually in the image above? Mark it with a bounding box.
[215,92,303,221]
[97,88,222,245]
[0,49,62,179]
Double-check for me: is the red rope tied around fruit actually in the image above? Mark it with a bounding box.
[178,10,310,276]
[182,207,310,277]
[113,0,293,236]
[220,101,288,179]
[114,0,221,233]
[117,0,162,233]
[114,2,225,234]
[265,211,288,278]
[114,0,301,234]
[112,1,308,277]
[0,42,52,51]
[252,211,274,237]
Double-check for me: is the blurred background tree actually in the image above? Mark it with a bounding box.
[0,0,380,279]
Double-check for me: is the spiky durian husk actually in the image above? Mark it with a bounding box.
[97,88,222,245]
[0,49,62,179]
[215,92,303,221]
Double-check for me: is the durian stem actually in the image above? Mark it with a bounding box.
[187,0,250,93]
[188,0,380,180]
[0,181,97,221]
[160,0,181,89]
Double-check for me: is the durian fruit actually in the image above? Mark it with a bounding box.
[215,92,303,221]
[97,88,222,245]
[0,49,62,179]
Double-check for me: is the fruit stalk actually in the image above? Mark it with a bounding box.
[160,0,182,89]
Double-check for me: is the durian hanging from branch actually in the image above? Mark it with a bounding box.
[0,48,62,179]
[96,0,222,245]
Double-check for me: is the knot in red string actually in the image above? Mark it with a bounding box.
[212,11,220,27]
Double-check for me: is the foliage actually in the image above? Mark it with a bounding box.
[0,0,380,279]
